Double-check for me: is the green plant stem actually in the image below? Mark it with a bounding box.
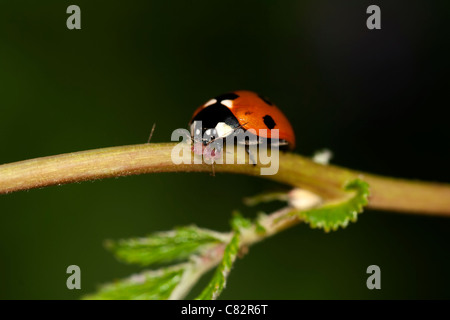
[0,142,449,216]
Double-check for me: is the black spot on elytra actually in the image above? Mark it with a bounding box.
[263,115,276,129]
[258,94,273,106]
[244,111,253,115]
[214,92,239,102]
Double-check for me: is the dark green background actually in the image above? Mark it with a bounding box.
[0,1,449,299]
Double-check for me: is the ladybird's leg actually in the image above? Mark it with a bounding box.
[223,134,237,155]
[245,144,257,166]
[235,134,258,166]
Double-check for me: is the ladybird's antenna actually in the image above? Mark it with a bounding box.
[147,123,157,144]
[245,144,257,166]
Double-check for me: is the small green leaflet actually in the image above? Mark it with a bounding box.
[84,264,186,300]
[105,226,228,267]
[243,191,289,206]
[196,231,241,300]
[230,211,252,231]
[291,179,370,232]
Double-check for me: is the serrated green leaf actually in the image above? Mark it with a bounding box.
[291,179,370,232]
[105,226,228,266]
[196,232,241,300]
[84,264,187,300]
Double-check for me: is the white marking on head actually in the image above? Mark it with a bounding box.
[221,100,233,108]
[204,99,216,107]
[215,122,235,138]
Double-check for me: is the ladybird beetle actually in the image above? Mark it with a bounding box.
[189,90,296,159]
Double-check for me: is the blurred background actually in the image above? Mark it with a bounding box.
[0,0,449,299]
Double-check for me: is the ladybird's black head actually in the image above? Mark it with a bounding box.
[190,101,240,145]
